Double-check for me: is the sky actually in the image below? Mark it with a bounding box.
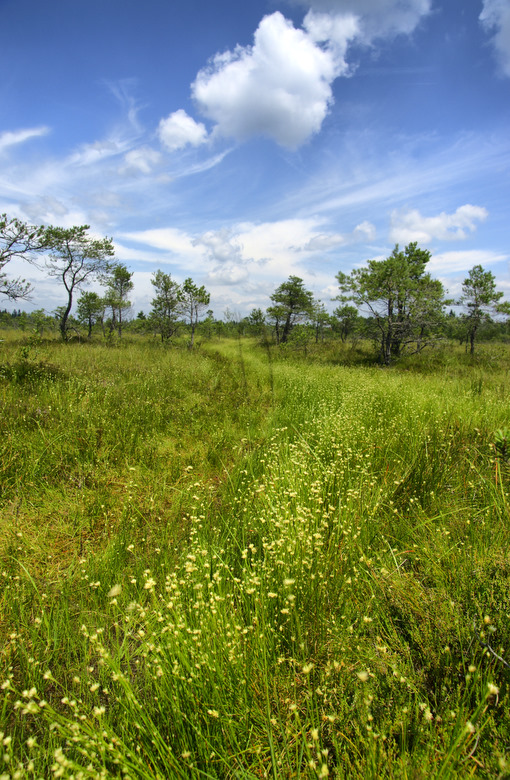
[1,0,509,318]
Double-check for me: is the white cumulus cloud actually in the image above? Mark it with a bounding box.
[390,205,488,243]
[353,220,377,241]
[158,109,208,152]
[480,0,510,77]
[162,1,431,151]
[304,232,347,251]
[192,11,350,148]
[193,228,244,264]
[302,11,359,55]
[194,228,250,286]
[428,249,508,275]
[207,265,250,285]
[303,220,375,251]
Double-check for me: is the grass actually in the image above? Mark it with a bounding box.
[0,332,509,778]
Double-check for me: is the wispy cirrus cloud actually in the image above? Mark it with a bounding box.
[120,146,162,175]
[67,138,131,168]
[276,129,510,226]
[0,126,50,153]
[120,226,197,249]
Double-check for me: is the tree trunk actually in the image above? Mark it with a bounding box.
[470,326,476,355]
[281,314,292,343]
[381,318,392,366]
[381,335,391,366]
[60,293,73,341]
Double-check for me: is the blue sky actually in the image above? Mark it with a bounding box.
[1,0,509,317]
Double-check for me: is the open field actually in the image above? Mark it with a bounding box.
[1,334,509,778]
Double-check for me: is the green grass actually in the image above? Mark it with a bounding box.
[1,333,509,778]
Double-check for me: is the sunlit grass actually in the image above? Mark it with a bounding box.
[1,333,509,777]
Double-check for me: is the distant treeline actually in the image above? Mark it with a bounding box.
[1,210,509,362]
[1,304,509,348]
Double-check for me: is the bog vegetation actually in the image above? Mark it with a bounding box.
[0,329,510,779]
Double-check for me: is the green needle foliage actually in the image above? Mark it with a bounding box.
[76,291,104,338]
[149,270,182,341]
[337,243,448,365]
[0,213,48,302]
[459,265,505,355]
[268,276,314,345]
[102,264,134,338]
[179,278,211,349]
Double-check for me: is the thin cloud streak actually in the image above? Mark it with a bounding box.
[0,126,50,153]
[282,132,510,220]
[171,148,234,178]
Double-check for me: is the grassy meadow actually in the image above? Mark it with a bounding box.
[0,332,509,778]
